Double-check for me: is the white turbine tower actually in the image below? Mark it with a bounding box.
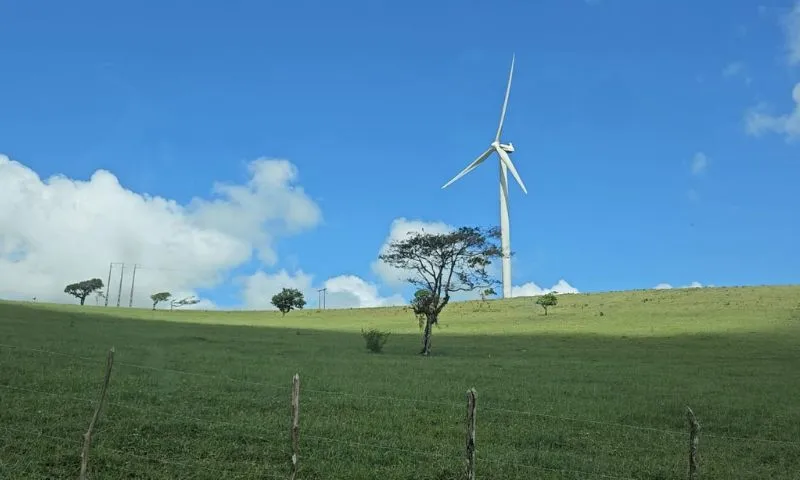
[441,54,527,299]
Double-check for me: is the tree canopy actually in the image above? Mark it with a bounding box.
[150,292,172,310]
[64,278,104,305]
[536,292,558,315]
[379,226,502,355]
[271,288,306,316]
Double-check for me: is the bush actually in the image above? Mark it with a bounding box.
[361,328,391,353]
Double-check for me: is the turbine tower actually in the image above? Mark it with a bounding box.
[441,54,527,299]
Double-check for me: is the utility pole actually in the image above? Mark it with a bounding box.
[317,287,327,310]
[104,262,124,307]
[128,264,138,308]
[104,263,113,307]
[116,263,125,307]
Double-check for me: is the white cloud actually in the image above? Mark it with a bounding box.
[512,279,579,297]
[371,217,454,287]
[691,152,708,175]
[189,158,321,265]
[0,154,321,308]
[323,275,405,309]
[784,1,800,65]
[652,281,705,290]
[745,83,800,141]
[239,269,314,310]
[238,270,404,311]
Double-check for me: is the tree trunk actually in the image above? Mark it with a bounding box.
[544,307,548,316]
[80,296,86,306]
[421,314,436,356]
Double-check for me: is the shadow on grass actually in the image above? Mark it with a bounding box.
[1,301,799,479]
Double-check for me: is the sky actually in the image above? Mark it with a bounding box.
[1,0,799,310]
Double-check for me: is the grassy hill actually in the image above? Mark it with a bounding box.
[1,285,799,479]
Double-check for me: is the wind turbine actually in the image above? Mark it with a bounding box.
[441,54,527,299]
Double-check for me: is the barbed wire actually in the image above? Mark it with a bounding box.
[0,384,285,452]
[0,425,286,479]
[2,342,799,448]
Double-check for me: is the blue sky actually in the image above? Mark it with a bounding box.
[1,0,799,309]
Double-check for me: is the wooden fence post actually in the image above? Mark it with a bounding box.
[465,388,477,480]
[687,406,700,479]
[290,374,300,480]
[80,347,115,480]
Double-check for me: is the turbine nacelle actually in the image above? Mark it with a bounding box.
[490,140,515,153]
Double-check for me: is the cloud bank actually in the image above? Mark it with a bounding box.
[1,155,580,311]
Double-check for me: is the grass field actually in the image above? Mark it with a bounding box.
[1,285,799,479]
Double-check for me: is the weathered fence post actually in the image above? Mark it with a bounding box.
[465,388,477,480]
[687,406,700,479]
[80,347,115,480]
[290,374,300,480]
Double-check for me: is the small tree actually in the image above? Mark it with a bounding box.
[64,278,104,306]
[478,287,497,309]
[536,292,558,315]
[150,292,172,310]
[170,296,200,310]
[379,226,502,355]
[361,328,391,353]
[271,288,306,316]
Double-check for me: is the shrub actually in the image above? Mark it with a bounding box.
[361,328,391,353]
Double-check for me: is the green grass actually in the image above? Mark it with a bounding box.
[1,285,799,479]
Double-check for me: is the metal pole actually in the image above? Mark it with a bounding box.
[116,264,125,307]
[104,263,113,307]
[128,264,137,308]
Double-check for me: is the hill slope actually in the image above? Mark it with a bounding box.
[1,285,799,479]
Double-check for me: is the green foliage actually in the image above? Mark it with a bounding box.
[536,292,558,315]
[63,278,104,305]
[411,289,432,329]
[150,292,172,310]
[379,226,502,354]
[361,328,391,353]
[271,288,306,316]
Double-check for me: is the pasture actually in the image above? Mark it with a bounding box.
[1,285,799,479]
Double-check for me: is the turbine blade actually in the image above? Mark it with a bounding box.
[494,53,515,143]
[495,145,528,194]
[441,147,494,189]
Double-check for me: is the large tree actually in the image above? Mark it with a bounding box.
[271,288,306,316]
[379,226,502,355]
[64,278,104,306]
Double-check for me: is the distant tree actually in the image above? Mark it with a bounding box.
[150,292,172,310]
[170,296,200,310]
[64,278,104,306]
[95,291,106,305]
[478,287,497,309]
[271,288,306,316]
[379,226,502,356]
[536,293,558,315]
